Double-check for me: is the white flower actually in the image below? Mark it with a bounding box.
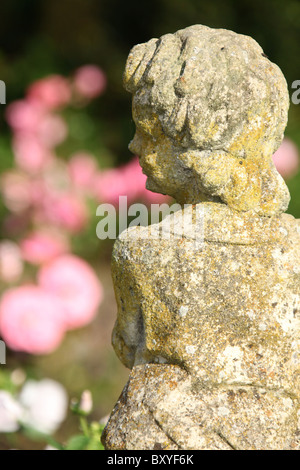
[79,390,93,414]
[19,379,68,435]
[0,391,23,433]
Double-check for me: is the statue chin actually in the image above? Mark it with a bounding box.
[145,177,164,195]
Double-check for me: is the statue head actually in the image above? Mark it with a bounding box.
[123,24,290,216]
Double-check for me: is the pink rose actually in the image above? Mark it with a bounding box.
[272,138,299,179]
[0,171,33,212]
[39,159,70,193]
[12,133,53,174]
[38,255,103,330]
[37,114,68,149]
[121,157,170,203]
[41,192,88,232]
[0,286,66,354]
[5,100,45,133]
[141,188,172,204]
[20,230,70,265]
[73,65,106,99]
[68,152,98,192]
[93,167,129,205]
[93,157,145,205]
[27,75,71,110]
[93,156,171,205]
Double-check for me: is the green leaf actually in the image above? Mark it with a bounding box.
[65,434,90,450]
[21,425,64,450]
[86,438,104,450]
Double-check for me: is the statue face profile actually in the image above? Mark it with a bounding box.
[129,105,200,202]
[124,24,291,215]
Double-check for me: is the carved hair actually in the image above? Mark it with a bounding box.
[124,25,290,215]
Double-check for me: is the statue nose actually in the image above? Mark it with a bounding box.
[128,134,142,155]
[128,140,138,155]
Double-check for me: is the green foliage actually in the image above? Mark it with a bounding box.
[64,422,105,451]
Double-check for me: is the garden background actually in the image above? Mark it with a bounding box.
[0,0,299,450]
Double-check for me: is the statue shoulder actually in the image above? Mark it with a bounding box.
[112,224,158,266]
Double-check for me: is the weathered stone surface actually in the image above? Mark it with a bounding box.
[111,204,300,395]
[103,24,300,450]
[103,364,300,450]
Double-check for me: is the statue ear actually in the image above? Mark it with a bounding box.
[192,152,262,212]
[193,153,233,197]
[179,151,290,215]
[180,151,237,202]
[221,160,262,212]
[220,159,290,216]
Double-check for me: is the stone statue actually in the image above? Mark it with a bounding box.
[102,25,300,450]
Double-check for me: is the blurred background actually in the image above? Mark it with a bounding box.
[0,0,299,450]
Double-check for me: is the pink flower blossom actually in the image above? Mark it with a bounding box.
[93,167,131,206]
[0,286,66,354]
[6,98,68,173]
[20,230,70,265]
[93,157,171,205]
[12,133,53,173]
[141,188,172,204]
[29,160,89,231]
[272,138,300,179]
[27,75,71,110]
[73,65,106,99]
[37,114,68,148]
[0,171,33,212]
[38,255,103,330]
[68,152,98,192]
[0,241,23,283]
[41,192,88,232]
[5,100,45,133]
[41,159,70,193]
